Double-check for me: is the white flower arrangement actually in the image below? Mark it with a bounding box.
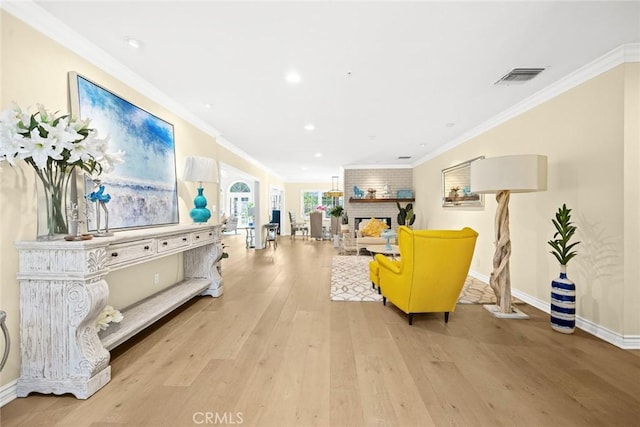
[96,305,124,331]
[0,103,124,236]
[0,103,123,173]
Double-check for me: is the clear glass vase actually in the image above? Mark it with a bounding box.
[35,165,74,240]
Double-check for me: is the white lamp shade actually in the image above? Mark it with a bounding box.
[183,156,219,183]
[470,154,547,194]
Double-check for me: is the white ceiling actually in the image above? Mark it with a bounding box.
[18,1,640,181]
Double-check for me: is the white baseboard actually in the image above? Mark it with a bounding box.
[0,379,17,408]
[468,270,640,350]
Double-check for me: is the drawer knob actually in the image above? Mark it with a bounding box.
[111,252,118,257]
[162,242,168,246]
[209,233,213,236]
[195,235,200,239]
[144,245,150,250]
[182,237,187,242]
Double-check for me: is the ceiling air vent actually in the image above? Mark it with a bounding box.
[398,156,412,160]
[495,68,545,85]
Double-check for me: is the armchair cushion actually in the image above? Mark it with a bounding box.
[360,217,389,237]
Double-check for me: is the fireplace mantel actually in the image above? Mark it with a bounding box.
[349,198,414,203]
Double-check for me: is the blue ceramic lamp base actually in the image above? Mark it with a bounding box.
[190,187,211,223]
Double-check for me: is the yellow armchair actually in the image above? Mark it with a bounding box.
[372,226,478,325]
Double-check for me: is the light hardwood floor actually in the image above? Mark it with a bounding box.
[2,233,639,426]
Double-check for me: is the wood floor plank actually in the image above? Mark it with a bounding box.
[2,233,639,427]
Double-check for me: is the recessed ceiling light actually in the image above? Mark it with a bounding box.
[419,143,426,148]
[398,156,412,160]
[314,153,322,158]
[304,123,315,131]
[301,166,309,171]
[204,103,212,109]
[126,38,141,49]
[285,71,301,84]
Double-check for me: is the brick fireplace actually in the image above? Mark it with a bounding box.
[344,168,413,234]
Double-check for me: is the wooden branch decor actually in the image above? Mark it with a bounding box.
[490,190,513,314]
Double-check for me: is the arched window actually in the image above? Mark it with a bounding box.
[229,181,253,226]
[230,182,251,193]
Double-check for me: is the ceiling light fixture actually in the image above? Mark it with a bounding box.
[285,71,301,84]
[126,38,140,49]
[324,176,344,199]
[204,103,212,109]
[314,153,322,158]
[304,123,315,131]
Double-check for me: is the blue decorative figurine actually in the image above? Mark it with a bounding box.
[88,179,113,236]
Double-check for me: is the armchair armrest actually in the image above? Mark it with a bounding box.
[375,253,401,274]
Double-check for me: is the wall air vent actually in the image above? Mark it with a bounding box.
[495,68,545,85]
[398,156,412,160]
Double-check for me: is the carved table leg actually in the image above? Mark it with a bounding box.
[185,243,224,297]
[17,278,110,399]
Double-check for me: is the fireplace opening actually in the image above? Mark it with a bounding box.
[354,217,392,234]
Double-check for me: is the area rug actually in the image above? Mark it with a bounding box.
[330,255,505,304]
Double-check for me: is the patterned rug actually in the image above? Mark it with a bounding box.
[330,255,501,303]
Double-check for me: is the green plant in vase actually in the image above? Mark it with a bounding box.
[329,205,344,218]
[396,202,415,227]
[547,203,581,334]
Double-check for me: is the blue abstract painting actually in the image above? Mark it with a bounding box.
[72,73,179,230]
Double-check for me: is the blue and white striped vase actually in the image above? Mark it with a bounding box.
[550,265,576,334]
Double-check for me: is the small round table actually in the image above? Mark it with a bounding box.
[366,244,401,259]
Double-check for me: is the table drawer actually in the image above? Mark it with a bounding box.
[191,230,215,245]
[158,234,191,253]
[107,239,156,267]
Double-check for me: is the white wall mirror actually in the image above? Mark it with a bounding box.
[442,156,485,208]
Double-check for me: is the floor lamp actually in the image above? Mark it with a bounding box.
[470,154,547,319]
[183,156,218,223]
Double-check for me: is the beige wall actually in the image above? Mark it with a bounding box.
[0,11,281,388]
[414,64,639,339]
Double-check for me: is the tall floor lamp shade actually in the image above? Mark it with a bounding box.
[471,154,547,318]
[183,156,218,223]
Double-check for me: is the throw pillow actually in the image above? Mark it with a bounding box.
[361,217,388,237]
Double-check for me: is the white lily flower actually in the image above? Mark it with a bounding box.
[24,128,63,169]
[67,140,93,164]
[42,119,82,147]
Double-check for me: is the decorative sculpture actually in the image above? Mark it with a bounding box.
[353,185,365,199]
[88,179,113,236]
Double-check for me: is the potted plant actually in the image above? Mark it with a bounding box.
[396,202,415,227]
[340,210,349,233]
[547,203,580,334]
[329,205,343,236]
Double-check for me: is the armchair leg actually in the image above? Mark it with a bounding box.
[371,281,375,289]
[444,312,450,323]
[382,296,386,306]
[408,313,413,325]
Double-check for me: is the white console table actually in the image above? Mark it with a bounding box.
[15,224,223,399]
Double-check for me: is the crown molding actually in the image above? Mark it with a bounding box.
[1,1,283,181]
[413,42,640,167]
